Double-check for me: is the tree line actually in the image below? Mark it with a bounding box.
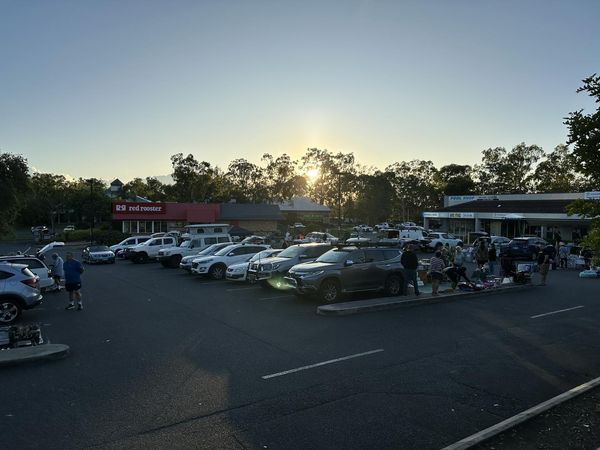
[1,75,598,242]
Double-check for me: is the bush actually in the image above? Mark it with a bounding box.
[60,229,129,245]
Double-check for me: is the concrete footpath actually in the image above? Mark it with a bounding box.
[0,344,70,367]
[317,283,536,316]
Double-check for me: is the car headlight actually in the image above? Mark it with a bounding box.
[298,271,324,278]
[272,263,281,270]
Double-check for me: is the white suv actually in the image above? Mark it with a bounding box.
[128,236,178,263]
[0,263,43,324]
[428,232,463,250]
[191,244,270,280]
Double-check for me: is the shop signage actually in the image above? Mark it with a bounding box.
[423,212,440,218]
[584,192,600,200]
[449,212,474,219]
[112,202,166,214]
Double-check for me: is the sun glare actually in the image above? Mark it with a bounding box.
[306,168,319,181]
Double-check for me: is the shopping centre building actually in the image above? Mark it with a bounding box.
[422,192,600,243]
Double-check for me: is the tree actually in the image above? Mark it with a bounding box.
[565,73,600,185]
[474,143,543,194]
[533,144,589,193]
[434,164,476,196]
[353,172,395,224]
[385,160,440,223]
[170,153,216,202]
[225,158,267,202]
[0,153,29,236]
[122,177,167,201]
[22,173,70,231]
[262,153,306,202]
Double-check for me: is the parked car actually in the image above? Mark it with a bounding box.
[296,232,339,244]
[374,222,391,230]
[0,256,54,291]
[158,235,232,268]
[128,236,178,263]
[191,244,270,279]
[110,235,152,258]
[63,225,76,232]
[82,246,116,264]
[285,246,404,303]
[499,237,548,261]
[471,236,511,251]
[0,263,42,324]
[353,224,373,232]
[179,242,234,273]
[226,249,282,281]
[398,228,430,250]
[427,232,463,250]
[247,243,332,288]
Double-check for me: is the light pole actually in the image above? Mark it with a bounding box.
[88,179,94,246]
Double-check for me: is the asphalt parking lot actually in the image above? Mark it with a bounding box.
[2,244,600,450]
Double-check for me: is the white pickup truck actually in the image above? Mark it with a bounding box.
[157,235,232,268]
[128,236,178,263]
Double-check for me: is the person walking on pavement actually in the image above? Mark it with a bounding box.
[401,244,420,296]
[558,242,569,269]
[50,253,64,291]
[63,252,85,310]
[475,239,488,269]
[429,251,446,296]
[488,243,497,275]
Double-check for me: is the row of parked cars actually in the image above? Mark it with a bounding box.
[108,233,408,304]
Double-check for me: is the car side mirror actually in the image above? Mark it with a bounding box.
[345,260,354,267]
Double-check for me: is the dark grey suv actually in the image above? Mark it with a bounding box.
[247,243,332,288]
[285,246,405,303]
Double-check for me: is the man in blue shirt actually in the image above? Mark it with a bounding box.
[63,252,85,310]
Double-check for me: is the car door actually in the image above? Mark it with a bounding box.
[364,249,387,289]
[160,238,175,249]
[340,250,370,292]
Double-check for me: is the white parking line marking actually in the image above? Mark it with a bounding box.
[262,349,385,379]
[226,286,260,291]
[530,305,584,319]
[258,294,293,300]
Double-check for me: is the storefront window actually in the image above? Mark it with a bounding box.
[139,221,146,233]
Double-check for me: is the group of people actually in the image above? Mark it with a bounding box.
[49,252,85,310]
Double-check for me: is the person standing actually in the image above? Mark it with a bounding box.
[453,246,465,267]
[537,248,550,286]
[401,245,420,296]
[50,253,64,291]
[475,240,489,269]
[63,252,85,310]
[488,243,497,275]
[429,251,446,296]
[558,243,569,269]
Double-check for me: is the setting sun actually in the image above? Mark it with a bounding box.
[306,168,320,181]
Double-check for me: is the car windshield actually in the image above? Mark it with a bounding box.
[90,246,109,252]
[215,245,238,256]
[317,248,353,263]
[278,246,305,258]
[250,250,278,262]
[179,240,193,248]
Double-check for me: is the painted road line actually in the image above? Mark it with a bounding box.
[530,305,584,319]
[226,286,261,291]
[262,349,385,379]
[258,294,294,300]
[442,374,600,450]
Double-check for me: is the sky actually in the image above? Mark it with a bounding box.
[1,0,598,182]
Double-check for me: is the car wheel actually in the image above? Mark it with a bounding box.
[169,255,182,268]
[0,299,21,324]
[385,274,403,296]
[320,279,340,304]
[209,264,226,280]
